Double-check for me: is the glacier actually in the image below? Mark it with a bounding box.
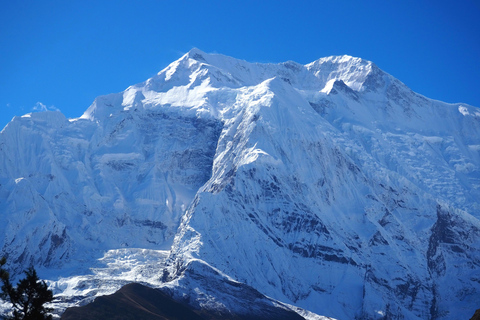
[0,48,479,319]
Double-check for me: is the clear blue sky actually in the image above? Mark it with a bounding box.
[1,0,479,130]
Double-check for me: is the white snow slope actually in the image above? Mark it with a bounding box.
[0,49,479,320]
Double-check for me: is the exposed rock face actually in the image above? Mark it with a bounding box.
[471,309,480,320]
[1,49,479,320]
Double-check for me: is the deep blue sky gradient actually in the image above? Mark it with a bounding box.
[1,0,479,129]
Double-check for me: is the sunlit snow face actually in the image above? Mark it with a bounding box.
[459,105,480,117]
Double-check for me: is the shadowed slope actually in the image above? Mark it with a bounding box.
[61,283,204,320]
[60,282,306,320]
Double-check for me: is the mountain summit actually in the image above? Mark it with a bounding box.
[1,49,479,319]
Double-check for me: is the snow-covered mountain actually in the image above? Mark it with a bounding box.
[1,49,479,319]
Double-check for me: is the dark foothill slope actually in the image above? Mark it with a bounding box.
[61,282,306,320]
[61,283,204,320]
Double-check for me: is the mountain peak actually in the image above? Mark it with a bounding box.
[310,54,373,67]
[184,47,209,62]
[3,50,478,320]
[305,54,379,92]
